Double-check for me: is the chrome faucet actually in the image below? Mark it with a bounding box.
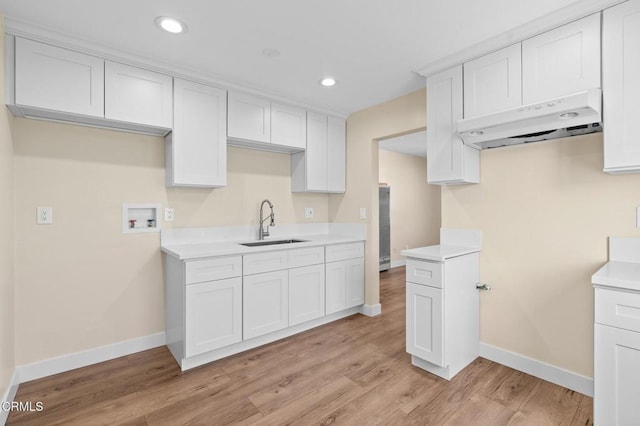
[258,199,275,240]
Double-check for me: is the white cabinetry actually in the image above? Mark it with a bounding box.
[185,277,242,357]
[243,270,289,340]
[227,92,307,152]
[325,242,365,315]
[522,13,601,104]
[271,102,306,150]
[164,255,243,363]
[289,264,325,326]
[291,113,346,193]
[463,44,522,118]
[426,66,479,185]
[594,287,640,425]
[404,253,479,380]
[603,0,640,174]
[167,79,227,187]
[227,92,271,143]
[104,61,173,129]
[14,37,104,118]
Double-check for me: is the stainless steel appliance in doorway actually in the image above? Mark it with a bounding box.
[379,186,390,271]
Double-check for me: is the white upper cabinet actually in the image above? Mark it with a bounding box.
[227,92,271,143]
[167,79,227,187]
[464,44,522,118]
[426,65,479,185]
[291,113,346,193]
[327,116,347,192]
[104,61,173,129]
[14,37,104,118]
[271,103,306,149]
[603,0,640,174]
[522,13,601,104]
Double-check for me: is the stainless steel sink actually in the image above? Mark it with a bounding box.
[240,239,307,247]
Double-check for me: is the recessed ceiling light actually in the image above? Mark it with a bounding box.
[320,77,336,87]
[559,112,579,119]
[155,16,187,34]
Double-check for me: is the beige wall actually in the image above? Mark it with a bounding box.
[13,118,328,365]
[0,23,16,399]
[378,149,440,263]
[442,133,640,377]
[329,90,426,306]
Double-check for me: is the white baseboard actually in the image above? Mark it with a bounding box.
[480,342,593,397]
[17,332,166,384]
[359,303,382,317]
[390,259,406,269]
[0,368,20,425]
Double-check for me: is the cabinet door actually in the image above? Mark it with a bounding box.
[169,79,227,187]
[185,278,242,357]
[594,324,640,426]
[345,258,364,308]
[306,112,329,191]
[105,61,173,128]
[243,270,288,339]
[271,103,306,149]
[426,66,479,184]
[227,92,271,143]
[406,282,444,367]
[464,44,522,118]
[15,37,104,117]
[522,13,601,104]
[327,116,346,193]
[325,261,347,315]
[289,264,325,326]
[603,0,640,173]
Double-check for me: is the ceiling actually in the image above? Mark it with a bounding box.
[0,0,582,115]
[379,131,427,158]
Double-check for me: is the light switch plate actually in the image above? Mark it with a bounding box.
[304,207,314,218]
[637,206,640,228]
[359,207,367,220]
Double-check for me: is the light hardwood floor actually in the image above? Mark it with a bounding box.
[8,267,593,425]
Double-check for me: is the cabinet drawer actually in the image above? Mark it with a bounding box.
[326,242,364,263]
[596,288,640,333]
[185,256,242,285]
[289,246,325,268]
[244,250,288,275]
[406,259,443,288]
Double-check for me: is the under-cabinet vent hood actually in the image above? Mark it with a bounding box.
[458,89,602,150]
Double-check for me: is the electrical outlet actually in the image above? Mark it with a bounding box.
[164,208,174,222]
[359,207,367,220]
[304,207,314,219]
[37,207,53,225]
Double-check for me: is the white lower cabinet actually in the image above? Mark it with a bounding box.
[594,286,640,425]
[185,277,242,357]
[243,270,289,340]
[406,282,443,366]
[326,257,364,315]
[404,253,479,380]
[289,264,325,326]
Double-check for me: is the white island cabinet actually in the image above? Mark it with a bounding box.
[592,237,640,425]
[402,229,481,380]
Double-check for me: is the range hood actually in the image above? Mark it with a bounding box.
[457,89,602,150]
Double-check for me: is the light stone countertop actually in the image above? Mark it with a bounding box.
[401,245,480,262]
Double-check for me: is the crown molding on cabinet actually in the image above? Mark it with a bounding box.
[415,0,626,78]
[2,16,348,119]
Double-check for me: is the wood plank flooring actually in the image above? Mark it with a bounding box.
[8,267,593,425]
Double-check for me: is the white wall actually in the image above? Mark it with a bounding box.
[378,149,440,263]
